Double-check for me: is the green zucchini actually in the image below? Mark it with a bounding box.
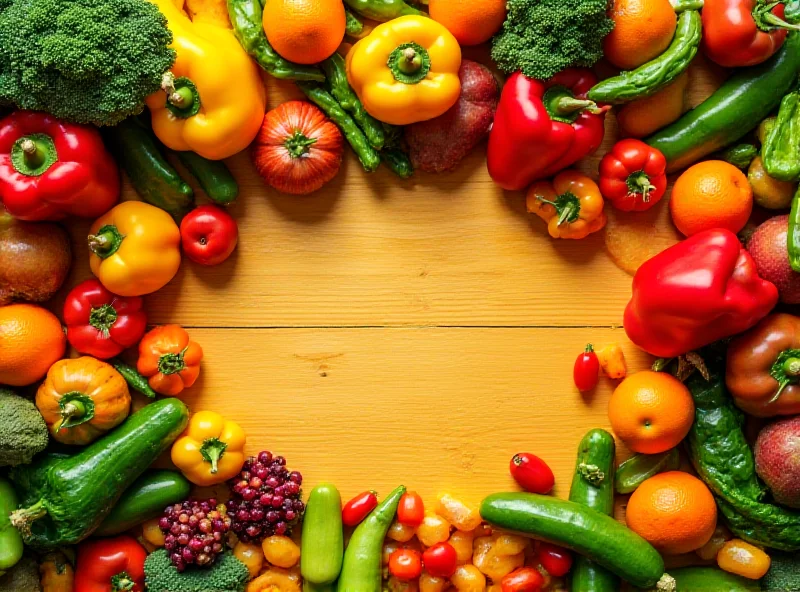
[649,567,760,591]
[9,398,189,549]
[301,483,344,585]
[95,470,191,536]
[176,151,239,206]
[0,477,23,576]
[568,429,618,592]
[761,553,800,591]
[616,449,681,495]
[480,493,666,589]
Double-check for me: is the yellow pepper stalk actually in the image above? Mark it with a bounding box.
[346,15,461,126]
[88,202,182,297]
[171,410,246,486]
[526,170,607,239]
[146,0,266,160]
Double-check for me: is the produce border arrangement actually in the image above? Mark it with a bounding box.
[1,0,800,590]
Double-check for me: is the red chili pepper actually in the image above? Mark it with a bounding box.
[510,453,555,494]
[389,548,423,580]
[501,567,545,592]
[397,491,425,527]
[573,344,600,392]
[180,205,239,267]
[63,279,147,360]
[624,229,779,357]
[342,490,378,526]
[422,542,458,578]
[488,69,608,191]
[598,139,668,212]
[75,535,147,592]
[0,111,119,221]
[537,543,573,577]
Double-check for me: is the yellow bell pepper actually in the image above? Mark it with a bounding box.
[171,410,247,486]
[146,0,266,160]
[88,202,181,297]
[346,15,461,126]
[526,170,607,239]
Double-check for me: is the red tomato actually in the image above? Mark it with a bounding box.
[397,492,425,526]
[538,543,573,577]
[501,567,545,592]
[389,548,423,580]
[510,453,555,494]
[180,205,238,266]
[342,491,378,526]
[422,542,458,578]
[573,343,600,392]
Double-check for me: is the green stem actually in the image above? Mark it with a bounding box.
[756,2,800,31]
[388,42,431,85]
[542,86,601,124]
[58,392,96,430]
[627,171,656,201]
[284,130,318,158]
[111,572,135,592]
[158,347,187,376]
[89,304,118,337]
[87,225,124,260]
[10,500,47,537]
[10,133,58,177]
[19,138,46,169]
[200,437,228,474]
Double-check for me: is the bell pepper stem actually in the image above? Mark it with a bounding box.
[89,303,118,337]
[627,171,656,202]
[388,42,431,85]
[10,500,47,537]
[756,2,800,31]
[111,572,135,592]
[58,392,96,430]
[88,225,124,260]
[19,138,46,169]
[200,437,228,474]
[10,133,58,177]
[169,87,195,109]
[158,346,188,376]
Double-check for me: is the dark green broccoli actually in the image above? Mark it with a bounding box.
[144,550,250,592]
[0,555,41,592]
[491,0,615,81]
[0,389,48,468]
[0,0,176,126]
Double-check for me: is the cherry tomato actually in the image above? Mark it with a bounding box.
[389,548,423,580]
[422,542,458,578]
[342,491,378,526]
[180,205,239,266]
[538,543,573,577]
[397,492,425,527]
[501,567,545,592]
[510,453,555,494]
[573,343,600,392]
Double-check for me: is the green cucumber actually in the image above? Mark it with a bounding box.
[616,449,681,495]
[0,477,23,576]
[480,493,666,589]
[650,567,759,591]
[95,470,191,536]
[301,483,344,585]
[305,580,336,592]
[568,429,618,592]
[176,151,239,206]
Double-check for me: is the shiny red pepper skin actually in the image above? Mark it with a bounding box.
[599,139,668,212]
[63,279,147,360]
[488,69,607,191]
[624,229,779,357]
[342,490,378,526]
[0,111,119,221]
[75,535,147,592]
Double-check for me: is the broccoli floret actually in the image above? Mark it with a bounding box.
[144,550,250,592]
[0,555,41,592]
[0,389,48,468]
[0,0,176,126]
[491,0,615,81]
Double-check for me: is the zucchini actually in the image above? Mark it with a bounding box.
[568,429,618,592]
[651,567,760,591]
[301,483,344,585]
[176,151,239,206]
[616,449,681,495]
[761,553,800,591]
[95,470,191,536]
[480,493,666,589]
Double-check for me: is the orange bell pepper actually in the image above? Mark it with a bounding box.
[526,170,607,239]
[171,410,246,486]
[137,325,203,397]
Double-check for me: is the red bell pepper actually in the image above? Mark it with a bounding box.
[0,111,119,221]
[487,69,608,191]
[624,229,779,357]
[702,0,798,68]
[63,279,147,360]
[599,139,668,212]
[75,535,147,592]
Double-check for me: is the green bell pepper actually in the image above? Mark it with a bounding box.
[762,90,800,182]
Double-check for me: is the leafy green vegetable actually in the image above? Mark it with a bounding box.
[0,389,48,468]
[144,550,250,592]
[491,0,615,81]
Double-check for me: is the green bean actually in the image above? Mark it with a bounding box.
[381,148,414,179]
[343,0,423,21]
[112,359,157,399]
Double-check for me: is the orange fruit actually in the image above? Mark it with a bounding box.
[608,370,694,454]
[670,160,753,237]
[0,303,65,386]
[263,0,345,65]
[626,471,718,555]
[429,0,506,46]
[604,0,677,70]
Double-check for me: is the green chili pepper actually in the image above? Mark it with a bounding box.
[338,485,405,592]
[588,10,702,104]
[0,477,23,577]
[763,91,800,182]
[345,8,367,38]
[343,0,423,21]
[615,449,681,494]
[789,187,800,272]
[720,143,759,170]
[381,149,414,179]
[227,0,325,82]
[297,82,382,173]
[112,359,157,399]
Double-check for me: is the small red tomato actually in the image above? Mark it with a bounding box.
[573,343,600,392]
[422,542,458,578]
[389,548,423,580]
[510,453,555,494]
[342,491,378,527]
[397,492,425,527]
[501,567,545,592]
[537,543,573,577]
[180,205,238,266]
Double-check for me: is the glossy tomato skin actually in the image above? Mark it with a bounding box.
[389,548,423,580]
[397,492,425,527]
[501,567,545,592]
[342,491,378,527]
[573,344,600,392]
[422,542,458,578]
[180,205,238,266]
[537,543,573,577]
[510,453,555,494]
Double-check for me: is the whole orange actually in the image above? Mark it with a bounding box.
[263,0,345,65]
[626,471,717,555]
[670,160,753,237]
[608,370,694,454]
[0,303,65,386]
[429,0,507,46]
[604,0,677,70]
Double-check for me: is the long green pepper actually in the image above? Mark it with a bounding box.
[0,477,23,576]
[762,91,800,182]
[343,0,423,21]
[789,188,800,273]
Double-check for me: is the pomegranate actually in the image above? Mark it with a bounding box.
[755,415,800,509]
[747,215,800,304]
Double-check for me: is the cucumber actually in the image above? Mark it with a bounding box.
[95,470,191,536]
[305,580,336,592]
[616,449,681,495]
[176,151,239,206]
[568,429,618,592]
[301,483,344,585]
[651,567,760,591]
[480,493,666,589]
